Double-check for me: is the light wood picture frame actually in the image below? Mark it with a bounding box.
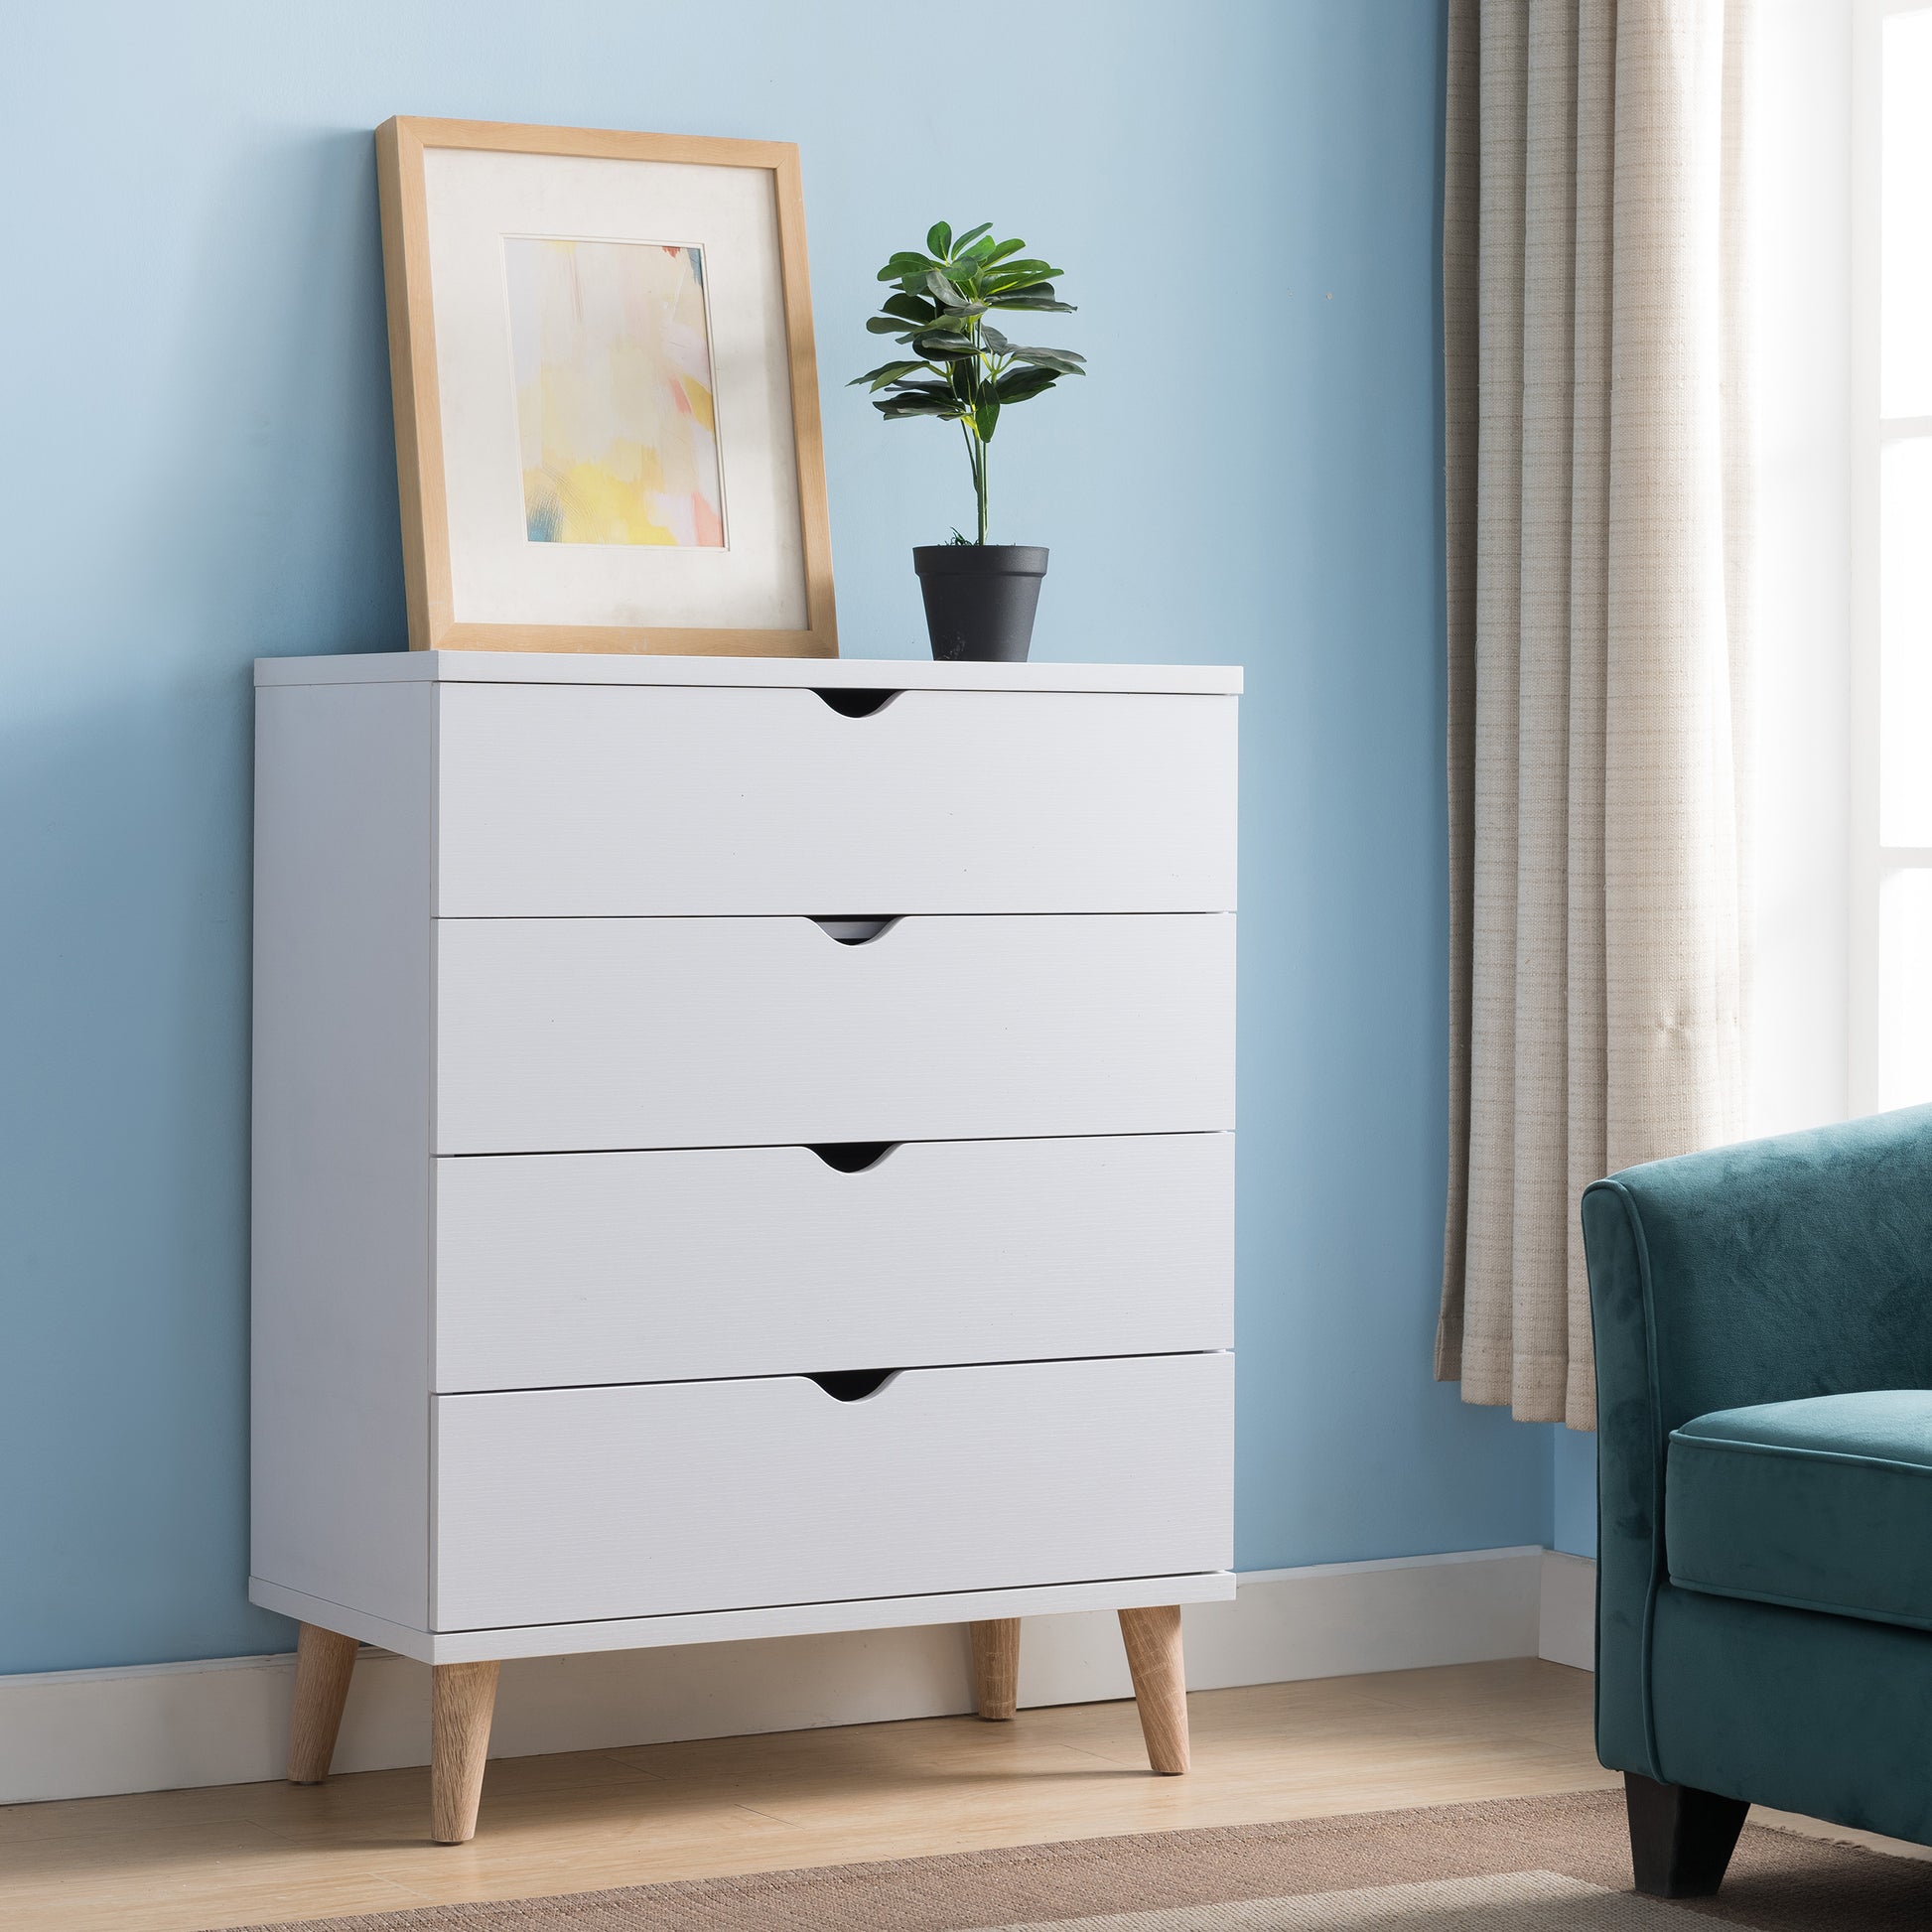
[375,117,837,656]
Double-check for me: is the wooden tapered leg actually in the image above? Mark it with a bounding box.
[430,1660,499,1844]
[286,1623,358,1785]
[1624,1771,1749,1898]
[969,1618,1021,1721]
[1118,1604,1189,1774]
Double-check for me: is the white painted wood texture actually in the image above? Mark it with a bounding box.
[434,913,1235,1154]
[251,662,1240,1664]
[253,650,1244,695]
[433,1134,1234,1391]
[251,683,434,1627]
[1538,1551,1596,1671]
[433,684,1238,915]
[431,1353,1234,1631]
[250,1570,1237,1665]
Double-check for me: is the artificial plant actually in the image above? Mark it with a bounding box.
[853,221,1083,545]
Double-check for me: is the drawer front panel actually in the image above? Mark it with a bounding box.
[434,683,1238,916]
[433,914,1234,1154]
[434,1133,1234,1391]
[431,1353,1233,1629]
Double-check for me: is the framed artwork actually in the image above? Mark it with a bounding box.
[375,117,837,656]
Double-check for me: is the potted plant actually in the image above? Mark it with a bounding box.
[854,222,1084,661]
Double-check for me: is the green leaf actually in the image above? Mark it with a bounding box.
[867,314,917,336]
[880,292,938,325]
[925,268,969,310]
[982,261,1060,286]
[925,220,953,257]
[850,359,928,391]
[952,221,993,252]
[912,328,976,354]
[976,394,1002,442]
[877,395,957,419]
[878,251,934,282]
[1004,346,1086,370]
[979,324,1012,352]
[989,295,1076,313]
[995,365,1060,403]
[983,237,1026,265]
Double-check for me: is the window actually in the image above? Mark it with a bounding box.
[1855,0,1932,1111]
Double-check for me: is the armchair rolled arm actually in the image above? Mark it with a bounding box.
[1584,1103,1932,1777]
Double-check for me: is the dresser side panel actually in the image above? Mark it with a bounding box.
[251,680,433,1629]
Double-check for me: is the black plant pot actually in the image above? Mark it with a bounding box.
[912,545,1048,662]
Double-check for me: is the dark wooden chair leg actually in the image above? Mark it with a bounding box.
[1624,1770,1749,1897]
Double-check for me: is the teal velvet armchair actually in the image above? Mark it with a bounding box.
[1585,1102,1932,1897]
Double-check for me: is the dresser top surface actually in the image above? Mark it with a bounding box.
[254,651,1242,696]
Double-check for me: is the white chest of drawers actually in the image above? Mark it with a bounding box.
[249,649,1239,1841]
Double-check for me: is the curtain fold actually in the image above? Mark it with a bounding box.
[1437,0,1755,1430]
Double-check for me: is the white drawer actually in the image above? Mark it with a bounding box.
[433,913,1234,1154]
[433,683,1238,916]
[431,1353,1233,1629]
[433,1133,1233,1391]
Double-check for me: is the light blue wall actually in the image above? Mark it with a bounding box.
[0,0,1555,1676]
[1554,1428,1599,1559]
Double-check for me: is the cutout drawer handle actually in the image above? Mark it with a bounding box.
[812,688,898,718]
[805,1368,900,1402]
[807,1142,897,1173]
[808,915,901,945]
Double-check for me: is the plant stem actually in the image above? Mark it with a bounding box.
[972,299,990,544]
[959,417,982,540]
[945,247,994,543]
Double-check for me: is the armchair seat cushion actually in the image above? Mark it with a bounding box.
[1668,1391,1932,1632]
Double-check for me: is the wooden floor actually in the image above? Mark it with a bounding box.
[0,1660,1620,1931]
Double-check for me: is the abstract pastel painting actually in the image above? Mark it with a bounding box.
[504,235,726,547]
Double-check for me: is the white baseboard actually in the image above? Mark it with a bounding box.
[1538,1550,1596,1671]
[0,1545,1590,1806]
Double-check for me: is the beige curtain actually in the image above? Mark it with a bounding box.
[1436,0,1755,1430]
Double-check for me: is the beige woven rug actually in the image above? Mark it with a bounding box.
[236,1789,1932,1931]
